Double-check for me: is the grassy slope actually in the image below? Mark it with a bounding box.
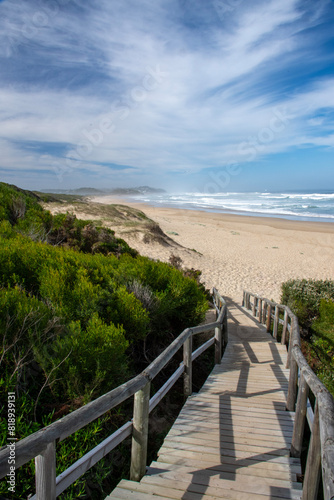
[42,196,182,247]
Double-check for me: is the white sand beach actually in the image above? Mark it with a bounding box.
[88,196,334,303]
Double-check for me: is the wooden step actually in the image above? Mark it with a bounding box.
[148,460,298,482]
[105,303,302,500]
[158,442,297,463]
[170,425,292,446]
[160,437,291,457]
[144,465,302,493]
[157,451,301,474]
[108,477,302,500]
[164,430,292,449]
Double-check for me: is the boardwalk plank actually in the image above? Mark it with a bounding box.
[164,433,292,450]
[147,460,298,482]
[157,452,301,474]
[179,405,295,420]
[106,301,302,499]
[168,427,292,445]
[144,466,302,491]
[112,478,301,500]
[158,444,298,464]
[160,439,291,455]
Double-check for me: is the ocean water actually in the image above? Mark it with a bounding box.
[131,191,334,222]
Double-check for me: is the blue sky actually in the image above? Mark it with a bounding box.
[0,0,334,193]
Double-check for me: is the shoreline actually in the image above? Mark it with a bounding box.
[90,195,334,234]
[64,195,334,303]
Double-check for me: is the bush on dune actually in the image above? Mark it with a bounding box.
[281,278,334,396]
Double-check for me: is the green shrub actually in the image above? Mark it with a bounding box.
[116,255,208,335]
[106,285,150,342]
[0,182,209,499]
[0,400,110,499]
[0,183,137,258]
[0,394,52,498]
[281,279,334,326]
[0,182,44,226]
[281,279,334,396]
[311,300,334,395]
[36,314,129,401]
[0,285,58,393]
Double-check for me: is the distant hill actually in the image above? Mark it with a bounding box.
[42,186,166,196]
[111,186,165,195]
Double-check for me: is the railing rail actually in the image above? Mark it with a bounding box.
[243,290,334,500]
[0,289,227,499]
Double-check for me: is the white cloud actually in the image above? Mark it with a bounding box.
[0,0,333,189]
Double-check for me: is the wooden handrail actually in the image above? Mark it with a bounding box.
[0,289,228,499]
[243,290,334,500]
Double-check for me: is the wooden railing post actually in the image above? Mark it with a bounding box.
[291,372,309,457]
[258,299,263,323]
[286,317,296,369]
[287,354,298,412]
[273,305,279,339]
[130,381,150,482]
[183,336,193,395]
[266,304,272,333]
[215,324,222,364]
[263,302,267,323]
[223,312,228,346]
[35,442,56,500]
[252,296,257,316]
[302,401,321,500]
[281,309,288,345]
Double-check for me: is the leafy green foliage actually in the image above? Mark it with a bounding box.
[0,182,138,257]
[0,400,109,499]
[0,182,43,224]
[281,279,334,395]
[0,394,51,499]
[36,315,128,400]
[47,214,138,257]
[281,279,334,328]
[106,285,150,342]
[311,300,334,395]
[0,182,209,499]
[0,285,59,393]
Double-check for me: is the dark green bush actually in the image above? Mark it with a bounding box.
[115,255,208,336]
[0,182,44,225]
[311,299,334,395]
[0,182,209,498]
[281,279,334,327]
[0,224,208,398]
[0,285,59,392]
[36,314,129,401]
[281,279,334,396]
[0,182,138,258]
[106,285,150,342]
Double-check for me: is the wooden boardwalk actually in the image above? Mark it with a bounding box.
[106,301,302,500]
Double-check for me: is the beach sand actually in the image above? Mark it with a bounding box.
[88,195,334,304]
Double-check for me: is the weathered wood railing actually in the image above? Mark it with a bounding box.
[243,290,334,500]
[0,289,227,499]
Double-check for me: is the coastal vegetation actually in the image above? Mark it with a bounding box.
[281,279,334,395]
[41,190,183,249]
[0,182,208,499]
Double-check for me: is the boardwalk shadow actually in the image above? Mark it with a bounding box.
[148,300,299,499]
[175,396,295,498]
[171,300,298,499]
